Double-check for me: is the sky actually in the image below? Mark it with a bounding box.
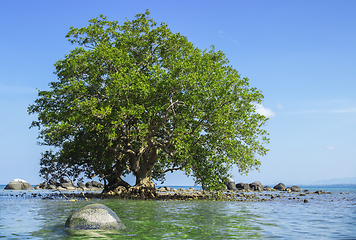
[1,0,355,186]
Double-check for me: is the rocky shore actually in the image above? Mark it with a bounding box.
[3,178,353,203]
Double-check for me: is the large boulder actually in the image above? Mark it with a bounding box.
[273,183,286,191]
[249,181,263,191]
[226,178,237,190]
[236,183,250,191]
[291,185,302,192]
[77,182,86,189]
[65,204,126,230]
[4,179,34,190]
[91,181,104,188]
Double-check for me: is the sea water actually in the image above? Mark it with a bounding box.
[0,186,355,239]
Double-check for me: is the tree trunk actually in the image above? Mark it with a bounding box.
[129,147,158,199]
[102,175,131,195]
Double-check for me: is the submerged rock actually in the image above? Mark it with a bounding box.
[4,179,34,190]
[65,204,126,230]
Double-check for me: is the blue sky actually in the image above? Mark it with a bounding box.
[1,0,355,186]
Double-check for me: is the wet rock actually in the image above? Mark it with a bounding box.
[291,186,302,192]
[4,179,34,190]
[304,199,308,203]
[249,181,263,191]
[236,183,250,191]
[226,178,237,190]
[65,204,126,230]
[263,186,272,191]
[273,183,286,191]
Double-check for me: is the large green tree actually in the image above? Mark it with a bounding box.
[28,10,269,192]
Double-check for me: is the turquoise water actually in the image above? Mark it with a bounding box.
[0,186,355,239]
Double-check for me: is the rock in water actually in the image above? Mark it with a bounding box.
[249,181,263,191]
[226,178,237,190]
[291,185,302,192]
[65,204,126,230]
[4,179,34,190]
[273,183,286,191]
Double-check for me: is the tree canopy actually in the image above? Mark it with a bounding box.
[28,10,269,192]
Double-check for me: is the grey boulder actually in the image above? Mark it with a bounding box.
[4,179,34,190]
[226,178,237,190]
[236,183,250,191]
[273,183,286,191]
[65,204,126,230]
[249,181,263,191]
[291,185,302,192]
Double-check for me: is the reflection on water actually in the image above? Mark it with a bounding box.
[31,200,265,239]
[0,188,355,239]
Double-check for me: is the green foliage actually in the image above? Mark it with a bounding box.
[28,10,269,190]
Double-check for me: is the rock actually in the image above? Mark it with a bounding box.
[77,182,86,189]
[304,199,308,203]
[291,185,302,192]
[85,181,93,188]
[263,185,272,191]
[65,204,126,230]
[61,182,76,189]
[226,178,237,190]
[4,179,34,190]
[60,179,72,184]
[35,182,48,189]
[236,183,250,191]
[49,179,59,186]
[273,183,286,191]
[249,181,263,191]
[164,186,171,191]
[91,181,104,188]
[157,187,166,192]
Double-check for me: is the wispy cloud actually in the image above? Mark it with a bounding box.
[277,103,284,109]
[255,104,275,118]
[330,108,356,113]
[326,146,335,151]
[218,31,239,44]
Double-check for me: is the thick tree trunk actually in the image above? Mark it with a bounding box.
[102,157,131,195]
[129,147,158,199]
[102,175,131,195]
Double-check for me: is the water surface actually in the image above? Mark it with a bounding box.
[1,186,355,239]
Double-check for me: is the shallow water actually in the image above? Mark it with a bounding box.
[0,186,355,239]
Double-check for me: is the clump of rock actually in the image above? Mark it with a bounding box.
[65,204,126,230]
[34,180,104,191]
[4,179,34,190]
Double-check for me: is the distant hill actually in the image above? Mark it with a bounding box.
[311,177,356,185]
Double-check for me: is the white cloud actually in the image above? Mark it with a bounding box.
[277,103,284,109]
[326,146,335,151]
[255,104,275,118]
[330,108,356,113]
